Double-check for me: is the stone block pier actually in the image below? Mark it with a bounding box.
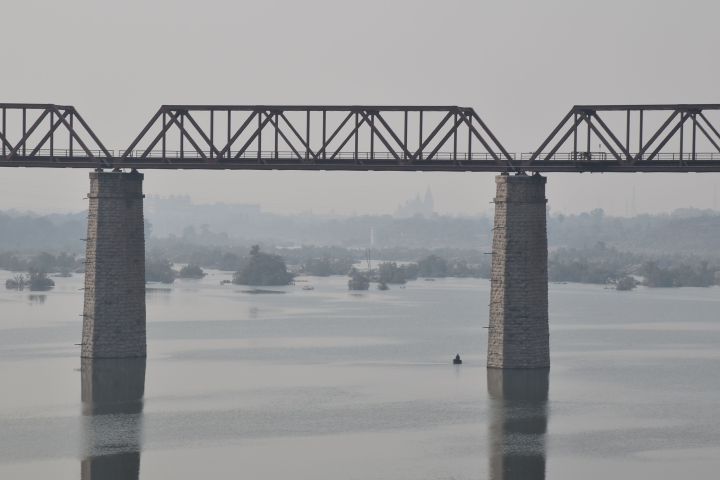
[82,171,146,358]
[487,173,550,369]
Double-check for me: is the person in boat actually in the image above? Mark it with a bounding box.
[453,354,462,365]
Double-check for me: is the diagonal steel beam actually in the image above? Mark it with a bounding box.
[132,111,182,159]
[468,110,514,166]
[316,112,354,160]
[166,112,208,159]
[122,109,164,159]
[219,111,258,158]
[527,110,575,163]
[584,114,623,163]
[29,110,71,157]
[234,112,274,159]
[50,106,95,158]
[183,111,222,158]
[278,112,316,161]
[373,112,413,161]
[265,113,304,160]
[645,112,691,162]
[536,113,587,163]
[6,108,50,160]
[329,115,368,161]
[358,111,401,161]
[590,112,633,162]
[633,110,679,163]
[411,111,454,161]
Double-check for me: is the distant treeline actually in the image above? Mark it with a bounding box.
[0,251,81,274]
[550,242,720,288]
[2,207,720,256]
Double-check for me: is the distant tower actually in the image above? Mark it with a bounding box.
[423,187,435,216]
[370,227,375,246]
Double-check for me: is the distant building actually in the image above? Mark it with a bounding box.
[395,187,435,218]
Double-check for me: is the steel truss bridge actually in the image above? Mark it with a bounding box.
[1,103,720,172]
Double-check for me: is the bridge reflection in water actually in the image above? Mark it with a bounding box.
[81,358,146,480]
[488,368,550,480]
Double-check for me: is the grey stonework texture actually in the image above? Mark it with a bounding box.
[82,172,146,358]
[487,174,550,369]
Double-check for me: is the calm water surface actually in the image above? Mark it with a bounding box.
[0,271,719,479]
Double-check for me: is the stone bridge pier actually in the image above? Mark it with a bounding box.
[487,173,550,369]
[82,171,146,358]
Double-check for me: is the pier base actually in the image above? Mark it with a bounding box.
[487,174,549,369]
[82,171,146,358]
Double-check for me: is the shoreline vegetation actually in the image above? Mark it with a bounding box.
[4,243,719,292]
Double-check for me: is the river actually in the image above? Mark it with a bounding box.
[0,270,719,479]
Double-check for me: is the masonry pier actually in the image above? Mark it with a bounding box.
[82,171,146,358]
[487,173,549,369]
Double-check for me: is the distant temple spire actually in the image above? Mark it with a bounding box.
[395,187,435,217]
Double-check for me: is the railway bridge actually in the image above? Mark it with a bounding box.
[2,103,719,368]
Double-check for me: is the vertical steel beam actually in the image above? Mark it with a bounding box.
[162,113,167,158]
[467,115,472,160]
[306,110,310,160]
[258,111,263,160]
[354,112,359,160]
[403,111,408,160]
[586,114,591,158]
[274,112,279,159]
[322,110,327,160]
[227,110,232,159]
[1,107,5,157]
[453,112,458,160]
[210,111,214,159]
[50,110,54,157]
[625,109,630,153]
[69,112,74,157]
[692,113,697,161]
[369,111,375,159]
[180,113,184,159]
[679,113,684,164]
[419,111,424,160]
[22,108,26,156]
[639,110,644,160]
[573,113,578,161]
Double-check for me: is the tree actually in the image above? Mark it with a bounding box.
[347,268,370,290]
[417,255,449,277]
[232,245,293,286]
[178,264,205,279]
[146,258,177,283]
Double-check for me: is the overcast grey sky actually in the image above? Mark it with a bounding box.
[1,0,719,215]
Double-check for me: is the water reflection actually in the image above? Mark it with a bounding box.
[81,358,146,480]
[487,368,549,480]
[28,294,46,305]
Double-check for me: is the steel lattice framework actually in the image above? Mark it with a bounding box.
[2,103,720,172]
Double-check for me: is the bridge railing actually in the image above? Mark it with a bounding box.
[122,150,512,162]
[521,152,720,162]
[0,148,114,159]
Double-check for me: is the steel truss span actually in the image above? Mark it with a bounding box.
[2,103,720,172]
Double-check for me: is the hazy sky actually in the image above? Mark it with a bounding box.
[1,0,719,216]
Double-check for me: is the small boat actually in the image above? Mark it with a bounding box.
[302,285,314,291]
[453,354,462,365]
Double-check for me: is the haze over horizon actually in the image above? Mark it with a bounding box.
[2,0,719,216]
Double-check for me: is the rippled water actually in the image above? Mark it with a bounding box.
[0,271,719,479]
